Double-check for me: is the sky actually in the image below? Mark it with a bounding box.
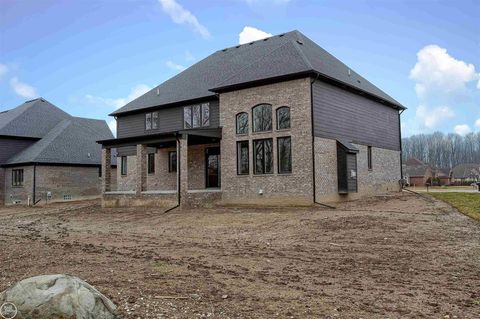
[0,0,479,137]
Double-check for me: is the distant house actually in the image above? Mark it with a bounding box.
[0,98,116,205]
[451,163,480,183]
[403,158,434,186]
[435,168,452,186]
[98,30,405,208]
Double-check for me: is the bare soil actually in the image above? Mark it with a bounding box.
[0,193,479,318]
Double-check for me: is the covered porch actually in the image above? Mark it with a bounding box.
[98,128,222,208]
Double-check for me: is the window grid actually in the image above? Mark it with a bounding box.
[12,169,24,187]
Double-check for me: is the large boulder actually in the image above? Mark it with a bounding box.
[0,274,117,319]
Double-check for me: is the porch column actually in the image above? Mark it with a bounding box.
[101,148,111,193]
[179,134,189,199]
[136,144,147,195]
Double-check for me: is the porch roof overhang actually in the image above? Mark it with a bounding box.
[97,128,222,148]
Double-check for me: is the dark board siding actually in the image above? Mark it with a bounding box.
[0,138,36,164]
[117,99,219,139]
[312,81,400,151]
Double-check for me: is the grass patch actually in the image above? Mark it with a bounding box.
[430,192,480,221]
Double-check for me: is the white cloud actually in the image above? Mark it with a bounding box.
[158,0,210,39]
[108,119,117,137]
[0,63,7,79]
[454,124,472,136]
[410,45,479,100]
[475,118,480,129]
[85,84,151,109]
[239,26,273,45]
[415,104,455,129]
[243,0,291,4]
[10,77,38,99]
[166,60,186,71]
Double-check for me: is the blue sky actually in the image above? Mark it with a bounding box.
[1,0,479,137]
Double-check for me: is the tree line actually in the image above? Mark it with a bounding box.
[402,132,480,168]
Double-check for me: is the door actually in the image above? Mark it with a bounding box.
[205,147,220,188]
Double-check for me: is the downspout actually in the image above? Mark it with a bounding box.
[32,163,36,205]
[310,75,336,210]
[164,134,181,213]
[398,109,405,182]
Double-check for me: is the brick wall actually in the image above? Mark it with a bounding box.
[117,155,137,191]
[314,137,401,203]
[219,78,314,206]
[146,148,177,191]
[4,165,102,205]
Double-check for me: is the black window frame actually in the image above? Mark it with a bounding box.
[277,136,292,174]
[367,146,373,170]
[236,141,249,175]
[252,103,272,133]
[236,112,249,135]
[183,103,210,129]
[276,106,291,130]
[121,156,127,176]
[253,138,273,175]
[152,111,159,129]
[147,153,155,174]
[12,169,24,187]
[145,113,152,130]
[169,151,177,172]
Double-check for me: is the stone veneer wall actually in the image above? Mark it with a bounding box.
[0,168,4,205]
[4,165,102,205]
[117,155,137,191]
[314,137,401,203]
[219,78,314,206]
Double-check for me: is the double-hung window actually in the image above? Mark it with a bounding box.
[12,169,24,187]
[184,103,210,129]
[145,112,159,130]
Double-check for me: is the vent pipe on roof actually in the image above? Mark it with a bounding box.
[348,69,351,76]
[156,88,160,95]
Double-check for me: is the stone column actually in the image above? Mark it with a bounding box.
[101,148,111,193]
[136,144,147,195]
[179,134,189,201]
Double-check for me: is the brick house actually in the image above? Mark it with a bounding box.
[98,30,405,208]
[0,98,115,205]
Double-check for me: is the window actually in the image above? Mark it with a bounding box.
[98,167,102,178]
[145,113,152,130]
[63,195,72,201]
[276,106,290,130]
[277,137,292,174]
[148,153,155,174]
[152,112,159,129]
[169,151,177,172]
[367,146,373,170]
[252,104,272,132]
[237,141,249,175]
[236,112,248,135]
[12,169,24,187]
[253,139,273,174]
[184,103,210,129]
[121,156,127,175]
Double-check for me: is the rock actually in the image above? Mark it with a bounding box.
[0,274,117,319]
[221,294,228,299]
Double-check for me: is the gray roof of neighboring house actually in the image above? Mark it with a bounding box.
[0,98,71,138]
[112,30,404,116]
[451,163,480,179]
[403,164,431,177]
[1,98,114,166]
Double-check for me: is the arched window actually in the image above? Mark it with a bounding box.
[236,112,248,135]
[252,104,272,132]
[276,106,290,130]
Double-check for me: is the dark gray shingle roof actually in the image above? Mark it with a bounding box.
[0,98,71,138]
[451,163,480,179]
[112,30,404,116]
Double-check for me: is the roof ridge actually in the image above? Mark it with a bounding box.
[217,30,298,52]
[213,39,312,89]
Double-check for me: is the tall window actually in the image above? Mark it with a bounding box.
[121,156,127,175]
[367,146,373,170]
[277,137,292,174]
[237,141,249,175]
[253,139,273,174]
[145,112,158,130]
[276,106,290,130]
[147,153,155,174]
[236,112,248,135]
[184,103,210,129]
[169,151,177,172]
[12,169,24,187]
[252,104,272,132]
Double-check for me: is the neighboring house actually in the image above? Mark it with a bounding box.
[0,98,116,205]
[451,163,480,183]
[98,30,405,208]
[435,168,452,186]
[403,162,434,187]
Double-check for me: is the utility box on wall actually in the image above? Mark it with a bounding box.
[337,140,359,194]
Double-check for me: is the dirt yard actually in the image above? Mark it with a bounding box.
[0,193,479,319]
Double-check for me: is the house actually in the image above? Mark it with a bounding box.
[98,30,405,208]
[435,168,452,186]
[403,158,434,186]
[451,163,480,183]
[0,98,115,205]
